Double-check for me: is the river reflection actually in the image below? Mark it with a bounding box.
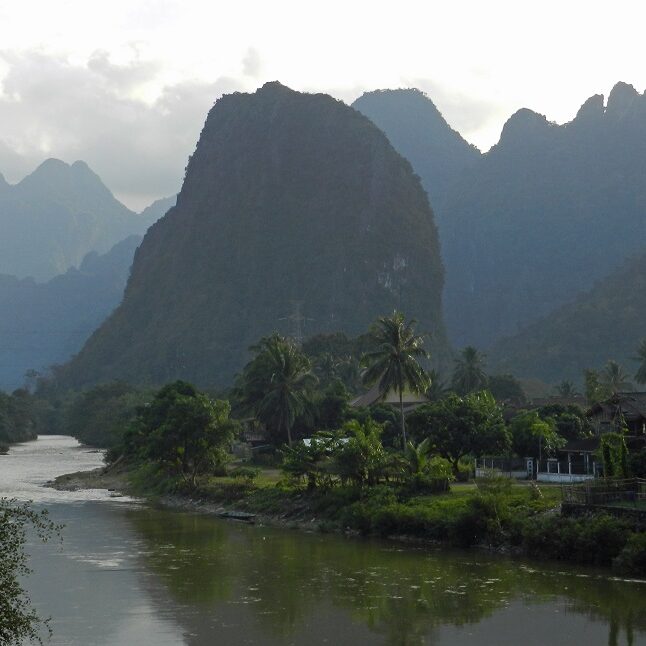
[7,438,646,645]
[121,507,646,646]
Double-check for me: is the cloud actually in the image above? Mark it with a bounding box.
[0,50,247,209]
[242,48,262,78]
[86,48,163,93]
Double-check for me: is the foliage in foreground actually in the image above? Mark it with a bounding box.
[0,499,60,645]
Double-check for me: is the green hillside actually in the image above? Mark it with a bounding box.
[490,250,646,383]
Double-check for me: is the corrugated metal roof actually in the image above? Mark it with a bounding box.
[350,383,429,408]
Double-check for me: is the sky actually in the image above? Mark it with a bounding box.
[1,0,646,209]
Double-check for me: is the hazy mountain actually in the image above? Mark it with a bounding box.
[490,249,646,384]
[440,82,646,348]
[61,82,449,389]
[354,84,646,352]
[352,89,480,220]
[139,195,177,226]
[0,159,162,281]
[0,236,140,391]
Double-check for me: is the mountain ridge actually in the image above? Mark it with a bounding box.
[0,159,170,281]
[0,235,141,391]
[60,82,450,389]
[489,247,646,383]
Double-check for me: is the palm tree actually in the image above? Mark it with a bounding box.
[633,339,646,385]
[601,360,632,396]
[361,312,430,447]
[451,346,487,395]
[240,335,317,446]
[555,380,578,398]
[426,369,447,401]
[314,352,343,387]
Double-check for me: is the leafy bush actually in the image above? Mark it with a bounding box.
[229,466,261,482]
[123,381,236,488]
[613,532,646,575]
[522,514,631,565]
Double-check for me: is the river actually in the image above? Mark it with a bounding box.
[2,435,645,645]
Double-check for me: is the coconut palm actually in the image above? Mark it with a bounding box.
[426,369,447,401]
[239,335,317,446]
[555,380,578,398]
[314,352,341,386]
[601,360,632,396]
[451,346,488,395]
[633,339,646,385]
[361,311,430,447]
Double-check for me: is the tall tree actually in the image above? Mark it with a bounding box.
[124,381,235,487]
[602,360,632,396]
[510,411,564,460]
[361,312,430,447]
[239,335,317,446]
[451,346,487,395]
[633,339,646,385]
[555,380,579,398]
[407,391,509,476]
[584,368,604,405]
[426,369,447,401]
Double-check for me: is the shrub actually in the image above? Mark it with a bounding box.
[613,532,646,575]
[522,514,631,565]
[229,466,260,482]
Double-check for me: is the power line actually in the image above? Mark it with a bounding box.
[279,300,314,347]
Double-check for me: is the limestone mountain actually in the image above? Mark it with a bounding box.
[490,249,646,384]
[356,84,646,351]
[0,236,141,391]
[352,89,480,220]
[440,82,646,348]
[61,82,449,388]
[0,159,165,281]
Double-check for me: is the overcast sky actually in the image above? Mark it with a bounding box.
[1,0,646,209]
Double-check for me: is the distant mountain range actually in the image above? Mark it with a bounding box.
[489,249,646,383]
[59,82,450,389]
[0,159,173,281]
[0,187,175,390]
[0,236,141,391]
[352,89,480,220]
[5,82,646,390]
[355,83,646,367]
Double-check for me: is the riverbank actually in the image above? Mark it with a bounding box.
[49,463,646,575]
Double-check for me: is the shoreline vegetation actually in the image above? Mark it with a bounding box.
[11,312,646,582]
[50,460,646,576]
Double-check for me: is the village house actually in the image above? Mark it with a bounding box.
[538,392,646,482]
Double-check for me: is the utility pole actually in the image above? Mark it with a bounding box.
[280,301,313,347]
